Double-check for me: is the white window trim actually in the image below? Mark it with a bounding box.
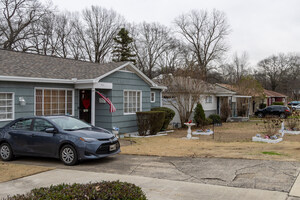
[205,96,213,104]
[150,92,155,103]
[34,87,75,116]
[0,92,14,122]
[123,90,142,115]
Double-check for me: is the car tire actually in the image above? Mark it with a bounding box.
[0,143,13,161]
[60,145,78,166]
[257,113,263,118]
[279,113,286,119]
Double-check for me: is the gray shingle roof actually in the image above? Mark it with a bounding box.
[0,49,129,80]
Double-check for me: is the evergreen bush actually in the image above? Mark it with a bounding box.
[272,102,284,105]
[151,107,175,130]
[208,114,222,124]
[136,111,165,135]
[193,103,206,127]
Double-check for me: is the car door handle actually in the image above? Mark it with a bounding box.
[31,134,37,137]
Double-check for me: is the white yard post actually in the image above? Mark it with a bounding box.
[91,88,95,126]
[281,122,285,137]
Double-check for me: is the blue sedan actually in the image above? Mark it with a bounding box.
[0,116,120,165]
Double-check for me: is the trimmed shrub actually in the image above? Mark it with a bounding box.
[272,102,284,105]
[208,114,222,124]
[205,117,213,125]
[136,111,165,135]
[194,103,206,127]
[6,181,147,200]
[151,107,175,130]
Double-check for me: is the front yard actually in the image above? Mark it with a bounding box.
[121,121,300,161]
[0,162,52,183]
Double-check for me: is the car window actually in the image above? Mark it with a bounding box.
[33,119,54,132]
[10,119,32,130]
[272,107,280,111]
[265,107,273,111]
[51,117,91,130]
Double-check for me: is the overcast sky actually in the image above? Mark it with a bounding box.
[50,0,300,66]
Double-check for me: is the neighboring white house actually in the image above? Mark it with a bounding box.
[163,83,251,127]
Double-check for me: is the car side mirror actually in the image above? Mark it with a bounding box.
[45,128,57,133]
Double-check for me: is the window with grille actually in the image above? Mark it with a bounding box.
[0,93,14,121]
[205,96,213,103]
[150,92,155,103]
[123,90,142,114]
[35,88,73,116]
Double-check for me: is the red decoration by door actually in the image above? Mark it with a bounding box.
[82,99,90,109]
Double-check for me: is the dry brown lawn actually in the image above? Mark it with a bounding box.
[0,162,53,183]
[121,121,300,161]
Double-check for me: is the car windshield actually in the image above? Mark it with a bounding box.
[50,117,92,131]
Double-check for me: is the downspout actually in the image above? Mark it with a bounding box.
[91,83,96,126]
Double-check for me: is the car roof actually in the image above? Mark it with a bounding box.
[16,115,72,120]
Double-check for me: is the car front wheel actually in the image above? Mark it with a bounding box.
[60,145,78,166]
[280,113,286,119]
[0,143,13,161]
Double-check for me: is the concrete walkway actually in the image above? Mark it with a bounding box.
[0,169,296,200]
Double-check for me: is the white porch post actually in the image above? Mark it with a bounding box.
[91,88,95,126]
[160,91,163,107]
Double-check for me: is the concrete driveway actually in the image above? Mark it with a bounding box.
[10,154,300,193]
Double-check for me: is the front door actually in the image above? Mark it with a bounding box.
[79,90,91,123]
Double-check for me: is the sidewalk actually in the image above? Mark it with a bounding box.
[0,169,292,200]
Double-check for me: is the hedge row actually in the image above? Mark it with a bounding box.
[136,111,165,136]
[6,181,147,200]
[151,107,175,130]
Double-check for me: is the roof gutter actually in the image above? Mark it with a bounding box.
[0,75,95,84]
[151,86,167,90]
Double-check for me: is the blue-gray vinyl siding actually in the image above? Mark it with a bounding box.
[97,71,157,133]
[150,89,161,109]
[0,81,78,128]
[0,71,162,133]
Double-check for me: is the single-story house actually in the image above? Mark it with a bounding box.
[218,84,288,114]
[163,82,251,127]
[264,89,287,106]
[0,49,165,133]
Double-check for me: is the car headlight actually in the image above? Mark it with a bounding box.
[79,137,98,143]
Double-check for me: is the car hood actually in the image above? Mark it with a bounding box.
[65,128,114,139]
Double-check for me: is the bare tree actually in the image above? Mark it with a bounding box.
[287,54,300,99]
[80,6,124,63]
[235,75,264,97]
[54,13,73,58]
[174,9,230,80]
[257,54,290,91]
[132,22,172,78]
[232,52,250,83]
[161,73,210,126]
[0,0,51,50]
[219,52,250,83]
[68,15,86,60]
[157,38,185,75]
[29,13,56,55]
